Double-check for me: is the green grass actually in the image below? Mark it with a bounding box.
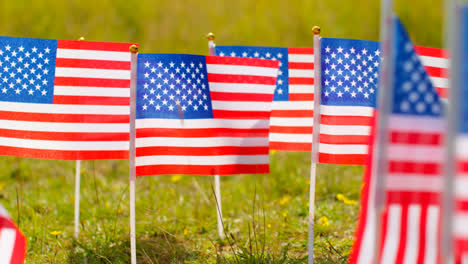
[0,0,446,262]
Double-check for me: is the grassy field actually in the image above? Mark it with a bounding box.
[0,0,444,263]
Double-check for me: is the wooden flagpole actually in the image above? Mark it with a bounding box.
[74,36,85,239]
[128,44,139,264]
[206,32,225,239]
[308,26,322,264]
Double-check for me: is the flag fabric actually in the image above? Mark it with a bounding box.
[135,54,279,176]
[454,4,468,262]
[215,46,314,151]
[350,18,444,263]
[0,204,26,264]
[414,45,449,99]
[0,36,134,160]
[319,38,379,165]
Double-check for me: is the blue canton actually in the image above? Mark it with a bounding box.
[136,54,213,119]
[460,5,468,132]
[215,46,288,101]
[0,36,57,104]
[392,19,442,117]
[321,38,380,107]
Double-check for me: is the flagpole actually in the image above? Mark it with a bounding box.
[74,36,85,239]
[373,0,395,261]
[206,32,225,239]
[128,44,139,264]
[308,25,321,264]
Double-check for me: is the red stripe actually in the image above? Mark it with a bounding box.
[289,77,314,85]
[269,126,312,134]
[57,39,137,52]
[414,46,446,58]
[424,66,447,78]
[136,146,268,156]
[270,109,313,117]
[0,147,128,160]
[289,93,314,101]
[319,134,370,145]
[0,110,129,123]
[212,110,270,119]
[288,62,314,69]
[390,131,442,146]
[206,56,280,68]
[0,129,129,141]
[386,191,440,205]
[210,92,273,102]
[288,47,314,54]
[269,141,311,152]
[54,77,130,88]
[417,206,428,264]
[208,74,277,85]
[55,58,131,70]
[320,115,374,126]
[318,153,366,165]
[456,161,468,172]
[136,127,269,138]
[455,200,468,211]
[378,208,390,263]
[388,161,441,175]
[53,95,130,105]
[136,164,269,176]
[395,204,409,264]
[435,87,448,98]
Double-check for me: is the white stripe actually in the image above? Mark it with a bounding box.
[289,69,314,77]
[429,76,448,89]
[463,254,468,264]
[0,120,129,133]
[318,143,368,155]
[289,85,314,94]
[212,101,271,112]
[389,115,445,133]
[288,54,314,63]
[136,118,269,129]
[455,176,468,199]
[54,86,130,97]
[209,83,275,94]
[386,174,442,192]
[0,137,128,150]
[320,105,374,117]
[57,48,131,62]
[381,205,401,264]
[0,228,15,263]
[55,67,130,80]
[420,55,449,69]
[456,136,468,158]
[403,205,421,264]
[272,101,313,110]
[136,137,268,148]
[357,209,376,264]
[424,206,439,264]
[270,117,313,127]
[206,64,278,77]
[0,101,129,115]
[136,155,268,166]
[319,124,371,136]
[269,133,311,143]
[387,144,443,163]
[455,212,468,238]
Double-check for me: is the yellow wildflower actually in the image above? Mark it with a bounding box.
[50,230,62,236]
[267,224,272,228]
[0,182,5,192]
[279,195,291,205]
[336,193,345,201]
[343,198,357,205]
[318,216,330,227]
[270,150,277,155]
[171,175,182,182]
[282,211,288,218]
[184,227,188,236]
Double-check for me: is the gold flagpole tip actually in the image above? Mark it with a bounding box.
[206,32,215,41]
[129,45,139,53]
[312,26,321,35]
[78,37,85,41]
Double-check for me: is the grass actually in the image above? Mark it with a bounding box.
[0,0,445,262]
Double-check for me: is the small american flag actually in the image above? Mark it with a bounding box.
[215,46,314,151]
[0,36,135,160]
[415,46,448,99]
[0,204,25,264]
[135,54,279,176]
[319,38,379,165]
[350,18,444,263]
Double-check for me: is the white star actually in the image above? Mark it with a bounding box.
[325,91,330,97]
[230,52,236,57]
[28,89,34,95]
[325,47,331,53]
[350,48,355,53]
[368,55,373,61]
[337,91,343,97]
[362,49,367,55]
[5,45,11,51]
[25,52,30,58]
[344,86,350,92]
[277,89,283,94]
[242,52,248,57]
[351,91,357,97]
[337,47,343,53]
[344,53,350,59]
[364,92,369,98]
[158,61,163,67]
[15,88,20,94]
[266,52,271,58]
[45,47,50,53]
[375,50,381,56]
[11,51,17,57]
[144,72,149,78]
[19,46,24,52]
[277,53,283,58]
[41,90,47,95]
[169,62,175,67]
[219,52,225,57]
[155,104,161,111]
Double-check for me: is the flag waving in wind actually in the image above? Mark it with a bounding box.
[0,36,135,160]
[135,54,279,176]
[350,18,444,264]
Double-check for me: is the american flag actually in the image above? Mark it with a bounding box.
[0,204,25,264]
[215,46,314,151]
[0,36,134,160]
[454,4,468,262]
[319,38,379,165]
[350,18,444,263]
[135,54,279,176]
[415,45,449,99]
